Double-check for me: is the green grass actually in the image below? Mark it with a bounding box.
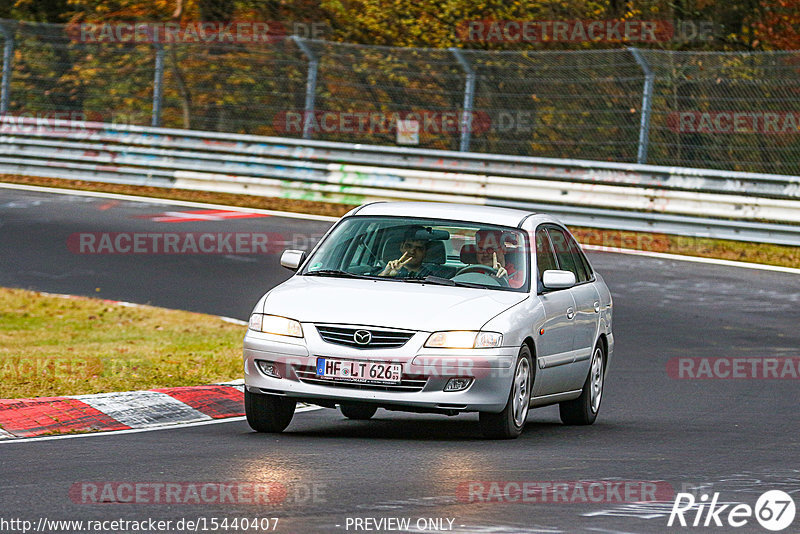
[0,287,245,399]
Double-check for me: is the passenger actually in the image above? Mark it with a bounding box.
[474,229,524,288]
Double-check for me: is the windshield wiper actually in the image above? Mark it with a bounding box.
[402,275,483,288]
[303,269,375,279]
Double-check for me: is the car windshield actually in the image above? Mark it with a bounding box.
[301,216,529,292]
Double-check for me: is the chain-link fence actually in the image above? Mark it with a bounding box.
[2,19,800,175]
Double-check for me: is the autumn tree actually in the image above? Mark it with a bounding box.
[753,0,800,49]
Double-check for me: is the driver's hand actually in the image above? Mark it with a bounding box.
[379,252,412,277]
[492,252,508,278]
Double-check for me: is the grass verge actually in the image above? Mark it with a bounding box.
[0,287,245,399]
[2,174,799,269]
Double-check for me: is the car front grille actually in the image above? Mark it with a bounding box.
[315,325,415,349]
[294,365,427,392]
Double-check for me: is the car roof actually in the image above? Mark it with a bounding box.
[350,202,553,228]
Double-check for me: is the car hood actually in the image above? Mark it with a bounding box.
[261,276,528,332]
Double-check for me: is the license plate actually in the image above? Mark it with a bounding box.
[315,357,402,384]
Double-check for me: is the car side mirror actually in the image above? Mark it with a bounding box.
[280,249,306,271]
[542,270,576,290]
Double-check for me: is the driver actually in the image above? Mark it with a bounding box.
[473,229,524,288]
[379,226,440,278]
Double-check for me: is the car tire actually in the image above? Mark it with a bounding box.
[479,345,533,440]
[559,342,605,425]
[244,389,296,433]
[339,403,378,420]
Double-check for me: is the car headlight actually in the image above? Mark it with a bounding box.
[248,314,303,338]
[424,331,502,349]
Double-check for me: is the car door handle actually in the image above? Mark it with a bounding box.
[594,301,600,313]
[566,307,575,320]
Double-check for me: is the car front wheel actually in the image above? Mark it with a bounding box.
[479,345,532,439]
[245,389,296,433]
[559,342,604,425]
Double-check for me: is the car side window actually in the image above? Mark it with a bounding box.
[547,227,587,283]
[573,241,594,281]
[535,228,558,284]
[563,230,593,282]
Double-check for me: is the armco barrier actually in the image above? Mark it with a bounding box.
[1,116,799,246]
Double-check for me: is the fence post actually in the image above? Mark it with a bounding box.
[0,22,15,115]
[292,36,318,140]
[629,47,654,164]
[450,48,476,152]
[151,42,165,127]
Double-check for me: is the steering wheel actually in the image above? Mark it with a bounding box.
[456,264,497,276]
[454,264,510,286]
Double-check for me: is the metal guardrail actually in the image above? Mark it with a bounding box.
[1,116,799,246]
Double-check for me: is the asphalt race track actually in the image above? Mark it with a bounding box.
[1,187,798,534]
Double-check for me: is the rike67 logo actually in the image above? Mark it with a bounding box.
[668,490,796,531]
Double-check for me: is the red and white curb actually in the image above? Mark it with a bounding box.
[139,209,270,223]
[0,291,255,440]
[0,290,318,441]
[0,292,258,441]
[0,382,247,440]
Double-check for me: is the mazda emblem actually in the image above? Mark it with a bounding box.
[353,330,372,345]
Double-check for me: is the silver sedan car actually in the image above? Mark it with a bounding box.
[243,202,614,439]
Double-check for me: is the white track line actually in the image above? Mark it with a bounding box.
[220,317,248,326]
[0,405,322,444]
[3,181,797,275]
[0,182,339,222]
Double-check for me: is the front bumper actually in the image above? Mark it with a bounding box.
[243,326,518,413]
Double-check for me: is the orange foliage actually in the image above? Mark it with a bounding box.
[753,0,800,49]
